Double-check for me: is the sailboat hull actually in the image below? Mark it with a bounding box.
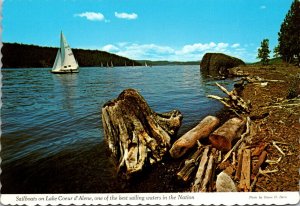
[51,68,79,74]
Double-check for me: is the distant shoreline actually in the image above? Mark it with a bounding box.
[1,42,141,68]
[1,42,200,68]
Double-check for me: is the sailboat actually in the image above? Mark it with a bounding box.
[51,32,79,73]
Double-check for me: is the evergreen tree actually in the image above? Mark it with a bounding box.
[257,39,270,65]
[277,0,300,64]
[273,45,280,58]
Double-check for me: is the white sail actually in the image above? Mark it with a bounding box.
[52,32,79,73]
[52,49,62,72]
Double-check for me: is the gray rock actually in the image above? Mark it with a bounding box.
[200,53,245,77]
[216,171,237,192]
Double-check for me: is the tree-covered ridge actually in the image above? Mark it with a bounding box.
[1,42,141,68]
[137,60,199,66]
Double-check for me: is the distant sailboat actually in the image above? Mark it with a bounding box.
[52,32,79,74]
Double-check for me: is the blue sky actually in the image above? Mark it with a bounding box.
[3,0,293,62]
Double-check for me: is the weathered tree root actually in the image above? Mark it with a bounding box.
[102,89,183,177]
[207,82,251,115]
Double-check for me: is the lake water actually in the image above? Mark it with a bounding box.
[1,66,234,193]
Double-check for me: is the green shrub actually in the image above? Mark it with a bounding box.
[287,78,300,99]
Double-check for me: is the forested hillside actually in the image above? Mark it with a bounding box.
[1,43,141,68]
[137,60,199,66]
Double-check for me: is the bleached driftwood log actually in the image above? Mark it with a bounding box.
[191,147,218,192]
[243,76,285,83]
[191,146,210,192]
[200,148,217,192]
[235,149,243,180]
[239,149,251,191]
[102,89,183,176]
[209,117,246,152]
[177,146,204,182]
[170,116,219,158]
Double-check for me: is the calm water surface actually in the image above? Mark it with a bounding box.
[1,66,234,193]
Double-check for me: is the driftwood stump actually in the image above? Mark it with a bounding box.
[102,89,183,176]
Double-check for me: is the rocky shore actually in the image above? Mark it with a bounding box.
[229,63,299,191]
[103,62,299,193]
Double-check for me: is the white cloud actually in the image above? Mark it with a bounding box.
[102,44,120,52]
[231,43,240,48]
[75,12,106,21]
[260,5,266,9]
[178,42,217,54]
[115,12,138,20]
[99,42,254,62]
[174,42,232,60]
[216,43,229,50]
[105,43,172,59]
[117,42,130,47]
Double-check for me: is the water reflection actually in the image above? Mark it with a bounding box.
[52,74,78,116]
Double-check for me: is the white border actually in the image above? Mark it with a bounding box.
[1,192,299,205]
[1,1,300,206]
